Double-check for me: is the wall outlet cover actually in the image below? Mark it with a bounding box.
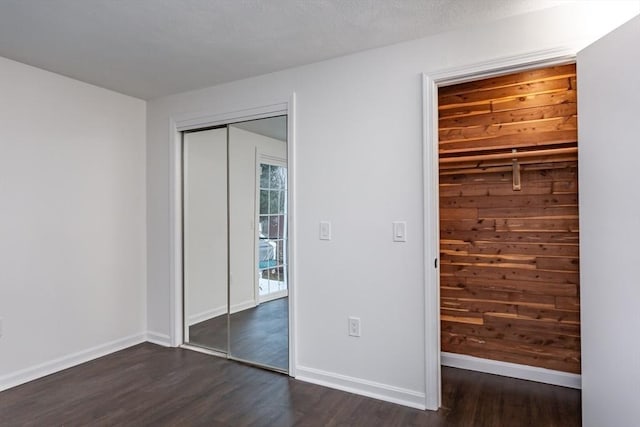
[348,316,361,337]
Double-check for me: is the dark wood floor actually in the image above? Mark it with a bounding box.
[0,343,580,426]
[189,297,288,370]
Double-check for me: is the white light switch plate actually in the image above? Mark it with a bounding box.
[319,221,332,240]
[392,221,407,242]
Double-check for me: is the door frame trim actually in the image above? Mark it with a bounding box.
[421,48,576,410]
[169,95,298,376]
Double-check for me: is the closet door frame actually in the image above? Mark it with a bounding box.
[168,95,297,377]
[421,49,576,410]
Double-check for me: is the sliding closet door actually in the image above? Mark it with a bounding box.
[183,127,228,353]
[181,117,289,372]
[228,117,289,371]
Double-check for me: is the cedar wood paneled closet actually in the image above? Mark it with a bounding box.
[438,64,580,374]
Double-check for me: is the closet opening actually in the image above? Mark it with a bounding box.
[437,64,581,383]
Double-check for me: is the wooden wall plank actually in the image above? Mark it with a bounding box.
[439,79,570,107]
[440,193,578,208]
[440,230,579,244]
[442,336,581,373]
[440,219,496,232]
[440,181,553,197]
[439,103,577,129]
[437,102,492,119]
[438,130,577,154]
[438,64,577,97]
[483,312,580,337]
[440,275,578,297]
[491,90,577,113]
[439,116,577,143]
[477,206,578,218]
[441,320,580,350]
[468,242,579,257]
[556,296,580,310]
[440,263,579,284]
[440,208,479,220]
[495,218,579,233]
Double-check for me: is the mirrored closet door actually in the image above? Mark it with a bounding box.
[183,127,229,353]
[183,116,289,373]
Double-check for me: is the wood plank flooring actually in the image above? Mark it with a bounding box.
[0,343,580,426]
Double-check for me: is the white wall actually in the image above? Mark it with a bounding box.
[229,126,286,310]
[184,128,228,326]
[146,2,640,408]
[578,15,640,427]
[0,56,146,389]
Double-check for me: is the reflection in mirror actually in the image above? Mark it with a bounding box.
[183,127,229,353]
[229,116,289,371]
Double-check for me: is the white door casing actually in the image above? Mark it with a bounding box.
[422,47,576,410]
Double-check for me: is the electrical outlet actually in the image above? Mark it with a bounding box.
[348,317,361,337]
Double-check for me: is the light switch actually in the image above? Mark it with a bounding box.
[319,221,332,240]
[392,221,407,242]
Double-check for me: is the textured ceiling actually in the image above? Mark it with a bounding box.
[0,0,573,99]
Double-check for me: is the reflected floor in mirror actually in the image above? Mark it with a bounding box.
[189,297,288,370]
[188,316,228,353]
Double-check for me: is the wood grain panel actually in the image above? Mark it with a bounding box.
[439,102,577,129]
[439,79,570,107]
[438,64,577,97]
[440,193,578,208]
[440,230,579,244]
[494,218,579,232]
[440,263,579,284]
[438,130,577,154]
[438,64,581,374]
[440,285,557,305]
[440,275,578,297]
[491,90,577,113]
[443,241,579,257]
[439,115,577,143]
[441,320,581,350]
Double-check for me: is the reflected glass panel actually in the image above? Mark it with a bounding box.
[269,190,280,214]
[183,127,228,353]
[260,164,269,188]
[228,115,289,372]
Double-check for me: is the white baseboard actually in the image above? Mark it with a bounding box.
[186,300,259,327]
[146,331,172,347]
[296,365,426,410]
[187,306,227,326]
[259,290,288,304]
[441,352,581,389]
[0,332,146,392]
[230,299,256,314]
